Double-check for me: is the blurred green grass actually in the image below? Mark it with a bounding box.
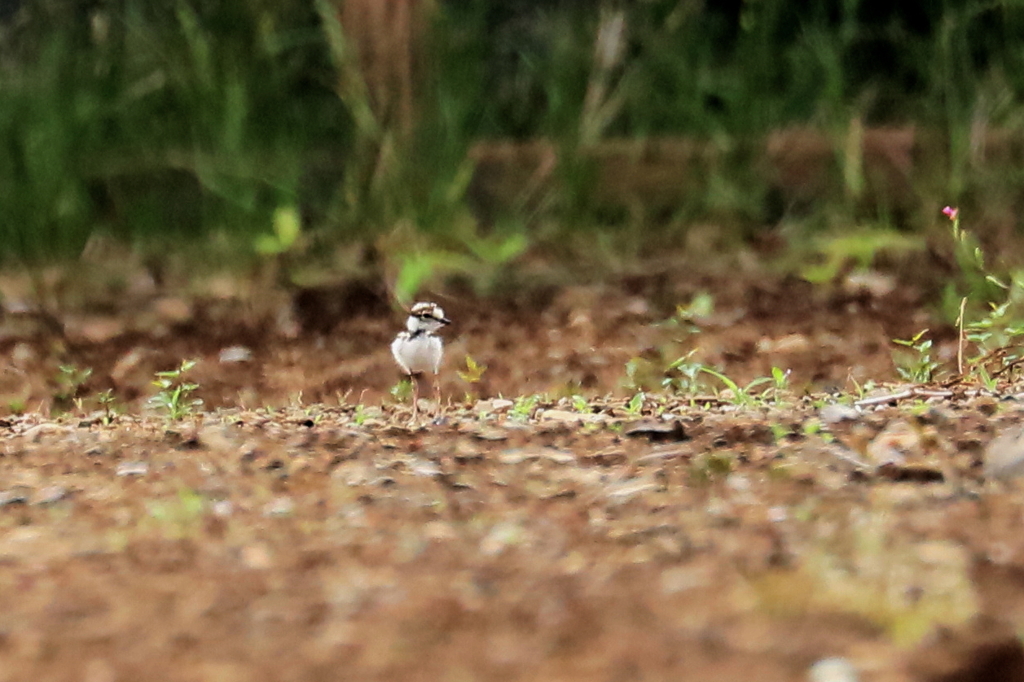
[1,0,1023,283]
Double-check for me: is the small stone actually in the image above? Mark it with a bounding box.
[984,426,1024,481]
[757,333,812,354]
[241,543,273,570]
[423,521,456,541]
[409,459,442,477]
[116,461,149,477]
[583,448,628,466]
[820,403,861,424]
[538,409,606,424]
[453,441,484,462]
[211,500,233,517]
[498,450,536,465]
[541,449,576,465]
[480,522,525,556]
[22,423,63,442]
[263,496,294,517]
[476,399,514,414]
[606,478,658,501]
[152,297,193,325]
[725,473,750,491]
[471,427,508,441]
[33,485,68,505]
[865,420,920,466]
[808,657,859,682]
[842,270,896,298]
[0,487,30,506]
[219,346,253,364]
[624,419,688,442]
[624,297,650,316]
[661,563,712,595]
[11,342,35,366]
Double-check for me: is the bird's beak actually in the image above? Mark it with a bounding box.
[439,316,451,325]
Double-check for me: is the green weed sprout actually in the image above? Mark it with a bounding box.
[663,350,703,394]
[52,364,93,414]
[458,355,487,404]
[699,367,775,408]
[457,355,487,383]
[510,394,540,421]
[149,360,203,420]
[97,389,118,425]
[661,292,714,338]
[943,205,1006,319]
[625,391,644,416]
[254,206,301,256]
[390,378,413,402]
[892,330,939,383]
[942,206,1024,385]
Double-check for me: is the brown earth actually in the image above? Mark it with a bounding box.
[2,262,1024,681]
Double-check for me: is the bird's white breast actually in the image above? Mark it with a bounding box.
[391,333,444,375]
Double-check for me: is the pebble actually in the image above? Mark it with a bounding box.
[983,426,1024,480]
[538,409,606,424]
[211,500,233,517]
[33,485,68,505]
[476,399,514,413]
[480,522,525,556]
[725,473,750,492]
[807,657,859,682]
[22,423,64,442]
[623,419,687,442]
[606,478,658,501]
[152,296,193,325]
[116,461,149,477]
[471,427,508,441]
[498,449,536,465]
[409,459,441,477]
[660,563,712,595]
[865,420,920,465]
[219,346,253,364]
[820,403,860,424]
[263,496,294,517]
[241,543,273,569]
[11,342,35,366]
[757,333,811,354]
[0,487,30,506]
[542,450,576,465]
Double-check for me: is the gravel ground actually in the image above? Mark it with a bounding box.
[1,267,1024,680]
[2,390,1024,681]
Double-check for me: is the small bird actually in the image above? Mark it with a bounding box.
[391,301,450,421]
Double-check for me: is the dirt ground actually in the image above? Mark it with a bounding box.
[2,263,1024,681]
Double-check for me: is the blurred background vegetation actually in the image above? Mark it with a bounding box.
[1,0,1023,295]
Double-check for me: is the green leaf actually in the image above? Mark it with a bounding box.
[254,234,284,255]
[394,254,435,305]
[273,206,301,247]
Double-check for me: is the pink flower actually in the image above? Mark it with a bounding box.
[942,206,959,221]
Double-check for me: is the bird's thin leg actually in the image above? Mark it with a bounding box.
[433,373,443,419]
[410,374,419,423]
